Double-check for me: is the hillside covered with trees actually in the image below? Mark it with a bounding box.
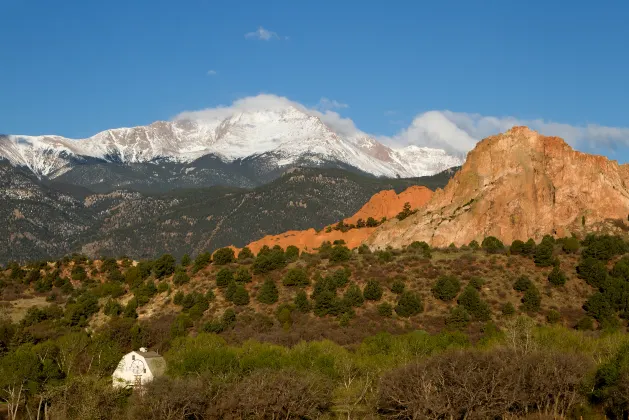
[1,232,629,418]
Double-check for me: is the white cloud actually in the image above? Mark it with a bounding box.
[316,97,349,111]
[207,70,217,76]
[245,26,282,41]
[390,110,629,155]
[174,94,629,157]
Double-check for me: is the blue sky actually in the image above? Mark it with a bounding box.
[1,0,628,161]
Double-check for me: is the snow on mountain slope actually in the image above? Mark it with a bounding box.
[1,105,463,179]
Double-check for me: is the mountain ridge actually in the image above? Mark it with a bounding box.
[0,105,462,182]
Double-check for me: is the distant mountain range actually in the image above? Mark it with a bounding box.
[0,162,457,263]
[0,105,461,193]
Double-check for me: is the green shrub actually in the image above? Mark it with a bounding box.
[329,245,351,263]
[582,234,628,261]
[329,268,351,288]
[391,280,405,294]
[103,299,123,317]
[237,247,254,261]
[213,248,235,265]
[234,267,252,283]
[501,302,516,316]
[446,307,470,330]
[468,240,480,250]
[513,275,533,292]
[257,279,279,305]
[285,245,300,262]
[481,236,505,254]
[343,283,364,307]
[395,292,424,317]
[562,237,580,254]
[432,275,461,301]
[192,252,212,273]
[252,249,286,274]
[216,268,234,288]
[313,290,340,317]
[534,239,556,267]
[231,285,250,306]
[153,254,176,278]
[548,266,567,286]
[577,257,609,288]
[510,240,526,255]
[377,302,393,317]
[521,286,542,312]
[294,291,311,313]
[282,268,309,287]
[173,267,190,286]
[546,310,561,324]
[377,251,394,263]
[457,286,491,321]
[71,265,87,282]
[180,254,191,267]
[468,276,485,290]
[363,280,383,301]
[584,292,615,322]
[173,291,184,305]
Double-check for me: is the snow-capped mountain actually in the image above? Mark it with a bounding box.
[0,105,462,180]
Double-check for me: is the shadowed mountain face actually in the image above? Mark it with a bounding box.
[0,165,456,263]
[366,127,629,249]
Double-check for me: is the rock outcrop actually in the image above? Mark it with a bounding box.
[365,126,629,249]
[245,186,434,253]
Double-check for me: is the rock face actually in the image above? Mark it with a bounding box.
[365,127,629,249]
[344,185,434,225]
[245,186,434,253]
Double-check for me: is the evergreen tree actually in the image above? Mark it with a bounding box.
[234,267,252,283]
[216,268,234,288]
[213,248,235,265]
[180,254,191,267]
[257,278,279,304]
[363,280,383,301]
[395,292,424,317]
[153,254,176,278]
[432,275,461,301]
[329,245,351,263]
[391,280,405,294]
[173,267,190,286]
[285,245,300,262]
[445,307,470,330]
[481,236,505,254]
[534,239,556,267]
[282,268,309,287]
[237,247,254,261]
[521,286,542,312]
[294,291,311,313]
[377,302,393,317]
[457,286,491,321]
[548,266,567,286]
[343,283,364,307]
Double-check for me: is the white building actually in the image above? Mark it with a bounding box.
[112,347,166,389]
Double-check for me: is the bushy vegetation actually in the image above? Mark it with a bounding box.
[1,232,629,418]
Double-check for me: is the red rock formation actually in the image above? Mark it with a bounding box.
[244,186,434,254]
[344,185,433,225]
[366,127,629,249]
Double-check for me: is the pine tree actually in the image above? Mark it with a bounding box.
[257,279,279,304]
[363,280,383,301]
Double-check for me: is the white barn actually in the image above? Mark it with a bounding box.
[112,347,166,389]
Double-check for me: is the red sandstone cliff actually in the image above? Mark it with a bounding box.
[365,127,629,249]
[244,185,433,254]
